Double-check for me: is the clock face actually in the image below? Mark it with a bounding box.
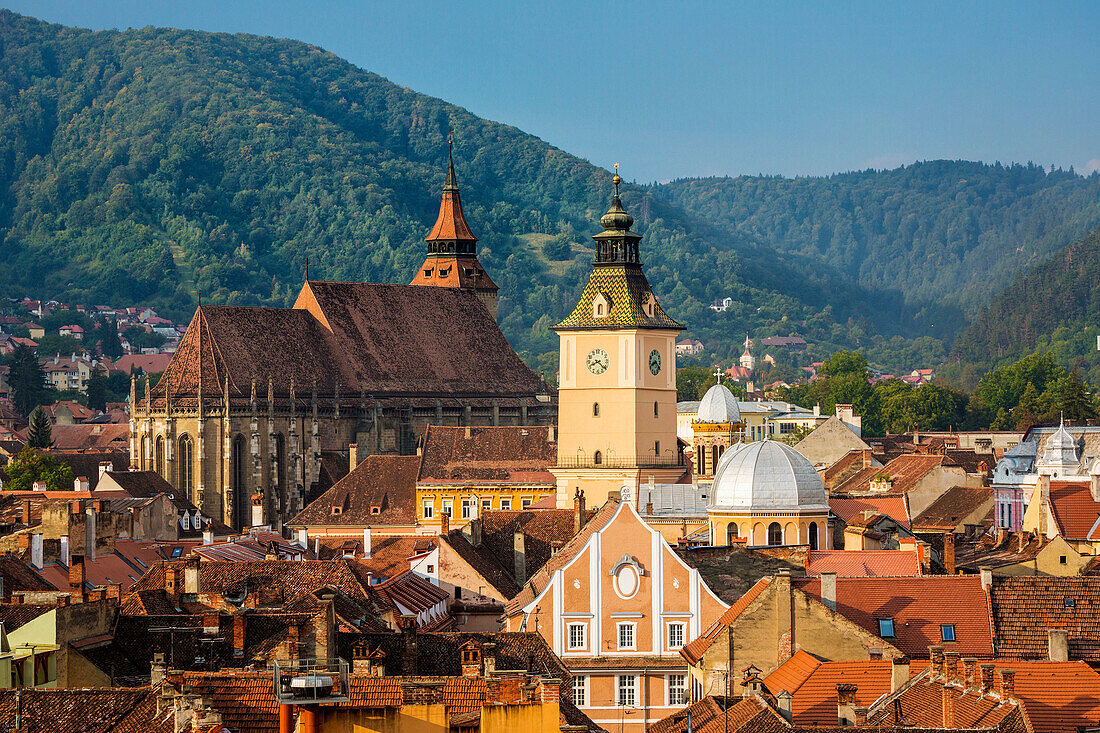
[649,349,662,375]
[586,348,610,375]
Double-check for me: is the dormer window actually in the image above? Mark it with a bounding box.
[424,268,433,277]
[370,506,381,515]
[439,268,450,278]
[592,292,611,319]
[331,506,342,516]
[877,618,895,638]
[644,294,657,318]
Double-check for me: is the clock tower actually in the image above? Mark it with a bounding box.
[551,171,684,506]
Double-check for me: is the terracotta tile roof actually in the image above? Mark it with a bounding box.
[955,532,1051,572]
[0,554,57,598]
[822,450,879,486]
[836,454,947,494]
[911,486,994,532]
[805,550,922,577]
[417,425,557,484]
[761,648,822,695]
[869,669,1020,730]
[0,602,53,631]
[438,531,522,599]
[990,576,1100,662]
[409,254,499,292]
[503,499,621,615]
[650,695,787,733]
[289,455,420,527]
[0,688,166,733]
[333,535,435,579]
[37,553,147,593]
[681,577,772,665]
[479,508,582,585]
[374,570,449,617]
[43,426,130,452]
[674,545,804,605]
[174,670,277,733]
[1047,481,1100,540]
[110,354,172,375]
[794,575,994,659]
[829,494,911,530]
[782,660,896,725]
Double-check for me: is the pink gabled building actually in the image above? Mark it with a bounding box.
[503,496,727,733]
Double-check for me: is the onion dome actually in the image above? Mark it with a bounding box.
[696,383,742,424]
[710,439,828,512]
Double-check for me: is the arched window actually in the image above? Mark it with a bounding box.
[726,523,738,545]
[654,401,659,418]
[593,451,603,466]
[593,403,600,417]
[232,435,247,528]
[808,522,819,551]
[155,436,165,475]
[768,522,782,546]
[711,446,719,473]
[141,436,150,469]
[177,435,194,496]
[273,433,286,491]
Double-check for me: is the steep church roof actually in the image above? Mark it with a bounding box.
[151,282,547,401]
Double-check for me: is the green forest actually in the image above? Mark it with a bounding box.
[2,11,1100,383]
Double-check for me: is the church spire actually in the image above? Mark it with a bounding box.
[594,164,642,265]
[410,140,499,319]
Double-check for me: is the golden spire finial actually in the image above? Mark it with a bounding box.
[612,163,621,196]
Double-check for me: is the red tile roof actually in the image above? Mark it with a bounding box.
[779,659,896,725]
[829,494,911,530]
[761,648,821,696]
[805,550,921,577]
[289,455,420,527]
[0,688,168,733]
[681,577,772,665]
[990,576,1100,662]
[911,485,993,532]
[649,695,787,733]
[417,425,557,485]
[794,575,994,659]
[1047,481,1100,540]
[836,454,948,494]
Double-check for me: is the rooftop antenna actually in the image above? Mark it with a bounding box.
[304,256,310,282]
[196,290,202,307]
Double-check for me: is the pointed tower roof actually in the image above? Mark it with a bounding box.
[424,141,477,248]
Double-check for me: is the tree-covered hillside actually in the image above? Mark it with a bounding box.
[654,162,1100,330]
[0,10,939,376]
[947,224,1100,387]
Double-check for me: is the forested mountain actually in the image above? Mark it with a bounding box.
[948,224,1100,387]
[654,163,1100,328]
[0,10,937,376]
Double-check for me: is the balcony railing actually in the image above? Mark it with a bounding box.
[273,658,350,705]
[554,455,685,469]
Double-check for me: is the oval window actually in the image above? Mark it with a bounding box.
[615,565,639,598]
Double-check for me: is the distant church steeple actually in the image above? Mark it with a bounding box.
[409,139,499,319]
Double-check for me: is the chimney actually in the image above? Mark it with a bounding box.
[29,533,43,570]
[1039,475,1051,536]
[514,531,526,586]
[862,449,873,468]
[891,656,910,692]
[85,505,97,562]
[538,678,560,705]
[363,527,372,558]
[287,624,299,661]
[1047,628,1069,662]
[942,686,955,728]
[98,461,110,479]
[349,442,359,469]
[996,526,1009,544]
[151,652,167,688]
[20,500,30,526]
[74,476,89,492]
[351,642,370,674]
[929,645,945,679]
[165,566,178,597]
[944,651,960,683]
[962,658,978,690]
[398,615,417,675]
[998,669,1015,700]
[69,554,85,601]
[820,572,837,612]
[440,512,450,535]
[203,613,219,635]
[202,529,213,545]
[979,566,992,592]
[469,518,481,548]
[233,614,245,658]
[776,690,792,722]
[184,556,200,594]
[836,683,858,726]
[573,489,586,533]
[944,532,955,575]
[548,425,556,443]
[250,493,264,528]
[979,663,995,694]
[483,643,496,675]
[460,643,482,679]
[60,535,70,567]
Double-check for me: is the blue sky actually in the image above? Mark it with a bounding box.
[9,1,1099,181]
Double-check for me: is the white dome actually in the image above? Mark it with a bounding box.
[697,383,741,424]
[710,439,828,512]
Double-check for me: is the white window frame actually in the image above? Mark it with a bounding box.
[667,673,688,707]
[617,674,637,707]
[461,498,472,519]
[617,622,636,651]
[422,499,434,519]
[667,621,685,650]
[481,498,493,513]
[500,498,512,510]
[441,499,453,517]
[567,622,587,650]
[572,675,587,706]
[521,497,533,509]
